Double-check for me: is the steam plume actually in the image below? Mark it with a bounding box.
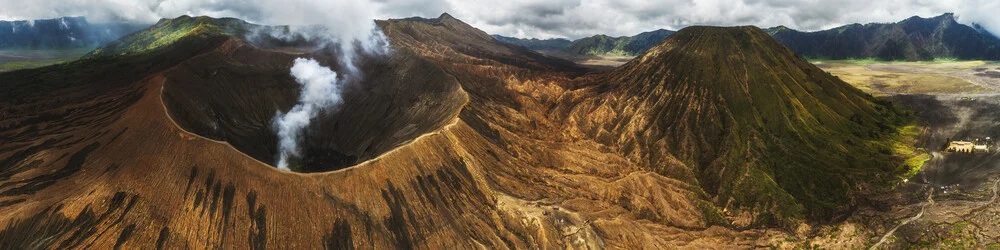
[273,58,343,170]
[266,2,390,171]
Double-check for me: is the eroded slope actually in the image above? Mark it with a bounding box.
[0,15,920,249]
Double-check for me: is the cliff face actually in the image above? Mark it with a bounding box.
[0,14,913,248]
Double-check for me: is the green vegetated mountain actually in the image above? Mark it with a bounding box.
[491,35,572,50]
[0,16,147,49]
[563,29,675,56]
[86,16,253,57]
[766,13,1000,61]
[85,15,323,59]
[570,26,916,227]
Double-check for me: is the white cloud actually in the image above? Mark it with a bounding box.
[1,0,998,39]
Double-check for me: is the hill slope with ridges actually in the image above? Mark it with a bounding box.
[567,26,914,227]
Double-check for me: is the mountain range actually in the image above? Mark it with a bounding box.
[496,13,1000,61]
[491,35,571,50]
[0,12,919,248]
[0,16,148,49]
[766,13,1000,61]
[494,29,675,56]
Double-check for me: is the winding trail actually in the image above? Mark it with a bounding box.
[868,179,1000,249]
[969,179,1000,215]
[869,188,935,250]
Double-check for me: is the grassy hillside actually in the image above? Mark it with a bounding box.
[86,16,249,58]
[766,13,1000,61]
[0,48,91,72]
[573,26,920,228]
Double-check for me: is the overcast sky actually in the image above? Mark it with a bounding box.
[1,0,999,40]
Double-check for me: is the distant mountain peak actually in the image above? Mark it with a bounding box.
[901,12,958,24]
[438,12,455,20]
[643,26,763,54]
[395,13,467,27]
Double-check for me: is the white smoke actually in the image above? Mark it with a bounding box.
[260,1,390,171]
[271,27,389,170]
[273,58,344,170]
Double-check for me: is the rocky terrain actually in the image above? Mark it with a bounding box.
[0,13,925,248]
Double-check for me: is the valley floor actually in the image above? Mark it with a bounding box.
[536,50,633,71]
[797,60,1000,249]
[0,48,91,72]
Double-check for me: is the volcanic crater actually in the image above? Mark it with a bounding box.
[161,38,468,173]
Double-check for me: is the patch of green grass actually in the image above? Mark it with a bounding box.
[839,58,881,64]
[0,48,91,72]
[818,60,990,95]
[951,221,970,235]
[933,57,960,62]
[0,58,73,72]
[813,57,971,64]
[892,125,930,178]
[809,57,880,64]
